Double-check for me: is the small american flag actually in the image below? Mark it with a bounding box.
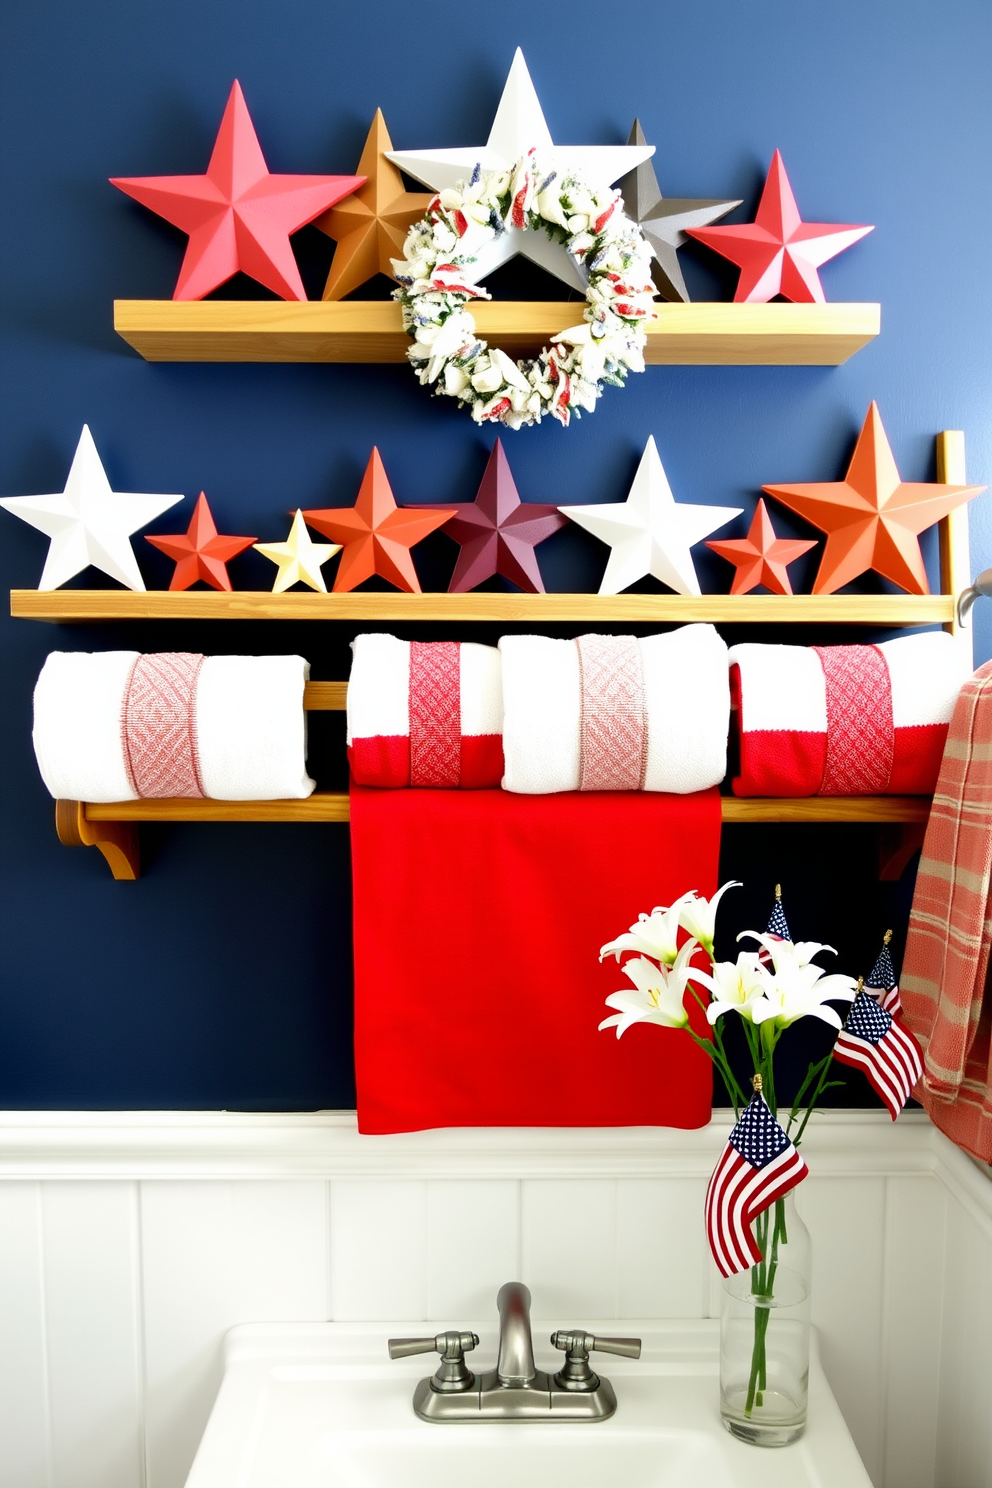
[832,987,923,1120]
[865,933,901,1015]
[705,1092,809,1278]
[758,885,791,966]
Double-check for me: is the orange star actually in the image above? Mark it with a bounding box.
[301,449,453,593]
[763,404,985,595]
[145,492,256,591]
[313,111,434,301]
[706,499,816,594]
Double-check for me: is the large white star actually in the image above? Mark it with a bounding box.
[0,425,183,591]
[559,437,742,596]
[386,48,654,293]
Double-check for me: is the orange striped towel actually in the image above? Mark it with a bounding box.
[901,659,992,1162]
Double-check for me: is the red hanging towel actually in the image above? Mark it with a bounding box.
[350,785,720,1133]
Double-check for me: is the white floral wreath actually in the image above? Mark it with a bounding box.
[391,153,656,430]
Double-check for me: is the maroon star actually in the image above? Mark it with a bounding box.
[706,498,816,595]
[439,442,568,593]
[146,492,256,591]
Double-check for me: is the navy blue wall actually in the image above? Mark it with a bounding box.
[1,0,990,1109]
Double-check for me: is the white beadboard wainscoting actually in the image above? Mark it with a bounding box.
[0,1111,990,1488]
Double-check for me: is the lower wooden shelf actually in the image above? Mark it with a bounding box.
[57,793,931,880]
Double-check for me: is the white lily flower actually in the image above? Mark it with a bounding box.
[677,881,742,958]
[599,892,696,967]
[737,932,838,972]
[599,940,705,1038]
[693,952,770,1025]
[744,943,858,1031]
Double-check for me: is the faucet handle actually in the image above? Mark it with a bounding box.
[388,1330,479,1392]
[550,1329,642,1391]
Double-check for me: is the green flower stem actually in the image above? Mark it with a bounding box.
[744,1195,787,1417]
[685,1027,748,1114]
[792,1043,839,1147]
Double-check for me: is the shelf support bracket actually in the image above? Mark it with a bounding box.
[877,820,927,881]
[55,800,140,881]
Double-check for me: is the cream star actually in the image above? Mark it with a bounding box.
[559,437,741,596]
[254,510,341,594]
[0,424,183,591]
[386,48,654,293]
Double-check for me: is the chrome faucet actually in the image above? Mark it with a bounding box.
[388,1281,641,1422]
[495,1281,537,1386]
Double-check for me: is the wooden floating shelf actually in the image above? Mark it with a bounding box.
[113,300,881,366]
[10,590,955,625]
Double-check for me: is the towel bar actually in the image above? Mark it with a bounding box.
[55,794,930,881]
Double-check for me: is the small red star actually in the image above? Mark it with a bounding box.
[706,499,816,595]
[146,492,256,591]
[301,449,453,594]
[111,80,365,300]
[686,150,873,303]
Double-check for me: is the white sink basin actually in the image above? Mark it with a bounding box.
[185,1320,872,1488]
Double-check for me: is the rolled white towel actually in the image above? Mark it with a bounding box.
[34,651,141,802]
[347,633,503,788]
[33,652,314,802]
[500,624,729,794]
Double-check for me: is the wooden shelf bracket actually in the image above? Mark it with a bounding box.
[55,799,139,881]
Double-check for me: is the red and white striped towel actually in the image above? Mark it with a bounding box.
[347,634,503,788]
[33,651,314,801]
[499,625,730,794]
[901,660,992,1162]
[729,632,970,797]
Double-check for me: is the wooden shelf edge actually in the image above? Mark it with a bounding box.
[80,794,930,826]
[112,300,880,366]
[10,590,955,624]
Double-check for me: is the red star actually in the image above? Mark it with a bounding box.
[763,403,986,595]
[706,499,816,595]
[438,441,568,593]
[686,151,873,303]
[302,449,453,594]
[145,492,256,591]
[111,81,365,300]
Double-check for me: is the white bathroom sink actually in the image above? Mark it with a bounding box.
[184,1319,872,1488]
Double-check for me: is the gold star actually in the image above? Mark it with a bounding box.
[254,510,340,593]
[314,110,434,300]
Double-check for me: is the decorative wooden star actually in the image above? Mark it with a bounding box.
[145,492,256,591]
[438,441,568,593]
[0,424,182,591]
[763,403,986,595]
[111,80,365,300]
[706,499,816,595]
[385,49,654,293]
[254,509,340,593]
[617,120,741,303]
[302,449,453,594]
[313,110,434,301]
[559,436,740,596]
[685,150,873,303]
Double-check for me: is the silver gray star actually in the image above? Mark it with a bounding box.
[618,120,742,302]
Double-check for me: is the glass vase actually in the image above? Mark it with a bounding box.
[719,1187,811,1447]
